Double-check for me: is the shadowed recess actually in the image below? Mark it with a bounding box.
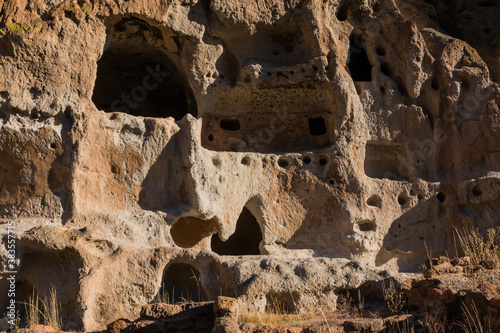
[348,34,372,82]
[170,217,218,248]
[158,263,206,303]
[364,141,410,180]
[92,18,196,120]
[309,116,327,136]
[211,207,262,255]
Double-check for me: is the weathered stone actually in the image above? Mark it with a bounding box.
[253,325,302,333]
[343,318,385,332]
[214,296,238,317]
[140,303,184,319]
[490,298,500,309]
[239,322,257,333]
[107,319,131,333]
[0,0,498,331]
[213,316,240,333]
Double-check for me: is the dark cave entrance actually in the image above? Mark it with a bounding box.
[158,263,206,303]
[308,116,327,136]
[211,207,262,255]
[347,34,372,82]
[92,18,196,120]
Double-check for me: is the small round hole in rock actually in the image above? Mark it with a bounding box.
[284,45,294,53]
[303,155,312,165]
[278,157,290,168]
[220,118,240,131]
[398,193,408,206]
[208,134,214,141]
[49,143,57,149]
[241,157,250,165]
[319,155,329,166]
[328,179,336,186]
[417,193,424,200]
[472,186,482,196]
[30,109,40,119]
[367,195,382,208]
[437,192,445,202]
[272,49,280,56]
[357,220,376,232]
[376,46,386,56]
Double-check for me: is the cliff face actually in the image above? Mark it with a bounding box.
[0,0,499,330]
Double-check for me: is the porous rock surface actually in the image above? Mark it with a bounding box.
[0,0,499,331]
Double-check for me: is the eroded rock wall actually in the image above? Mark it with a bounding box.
[0,0,499,330]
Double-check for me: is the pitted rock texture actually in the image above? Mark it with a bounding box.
[0,0,499,331]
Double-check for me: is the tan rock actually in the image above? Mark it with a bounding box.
[0,0,499,331]
[214,296,238,317]
[140,303,184,319]
[106,319,131,333]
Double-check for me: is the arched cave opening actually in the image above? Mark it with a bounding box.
[92,18,196,120]
[347,34,372,82]
[158,263,206,303]
[211,207,262,255]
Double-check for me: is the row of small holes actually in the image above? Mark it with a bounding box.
[278,155,330,169]
[302,155,329,166]
[211,155,331,169]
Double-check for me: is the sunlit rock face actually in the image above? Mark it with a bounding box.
[0,0,499,330]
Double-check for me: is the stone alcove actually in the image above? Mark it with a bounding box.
[157,263,206,303]
[92,17,196,120]
[211,207,262,255]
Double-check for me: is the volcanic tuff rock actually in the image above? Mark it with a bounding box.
[0,0,499,330]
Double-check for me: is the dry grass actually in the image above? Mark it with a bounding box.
[382,280,405,314]
[422,311,450,333]
[457,301,491,333]
[25,289,40,328]
[238,294,331,328]
[385,318,415,333]
[22,286,62,331]
[44,286,62,331]
[155,268,204,304]
[425,240,434,270]
[155,284,174,304]
[455,227,500,268]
